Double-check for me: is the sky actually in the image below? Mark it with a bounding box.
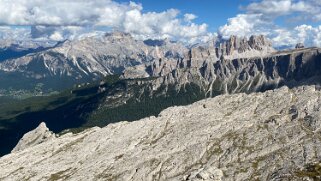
[0,0,321,48]
[115,0,243,32]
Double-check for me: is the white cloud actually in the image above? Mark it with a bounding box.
[245,0,317,18]
[0,0,210,43]
[245,0,292,17]
[3,0,320,47]
[292,25,321,47]
[270,28,297,47]
[220,15,321,48]
[220,0,321,48]
[30,26,82,41]
[184,14,197,23]
[270,25,321,48]
[218,14,270,39]
[244,0,321,22]
[0,26,30,40]
[49,31,64,41]
[0,0,133,26]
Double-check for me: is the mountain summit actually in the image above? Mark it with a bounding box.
[213,35,275,60]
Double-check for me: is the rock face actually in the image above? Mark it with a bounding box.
[295,43,305,49]
[11,122,55,153]
[1,85,321,180]
[0,32,188,91]
[133,47,321,98]
[215,35,274,60]
[123,35,275,79]
[0,32,186,77]
[0,33,274,92]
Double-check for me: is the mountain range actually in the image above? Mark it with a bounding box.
[0,32,321,180]
[0,32,276,93]
[0,32,187,92]
[0,32,321,156]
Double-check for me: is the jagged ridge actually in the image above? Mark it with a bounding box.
[0,33,273,92]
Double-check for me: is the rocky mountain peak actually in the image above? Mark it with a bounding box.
[104,31,133,41]
[215,35,275,60]
[295,43,305,49]
[122,34,281,79]
[248,35,272,50]
[11,122,55,153]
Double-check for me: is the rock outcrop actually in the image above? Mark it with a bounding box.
[11,122,55,153]
[1,85,321,180]
[215,35,274,60]
[295,43,305,49]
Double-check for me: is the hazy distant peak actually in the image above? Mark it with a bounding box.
[104,31,133,39]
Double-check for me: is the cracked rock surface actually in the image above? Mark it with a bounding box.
[1,86,321,180]
[11,122,55,153]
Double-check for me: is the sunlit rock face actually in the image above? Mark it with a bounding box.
[0,33,276,91]
[133,46,321,97]
[0,32,188,77]
[1,85,321,180]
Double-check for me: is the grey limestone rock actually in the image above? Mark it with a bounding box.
[11,122,55,153]
[1,85,321,180]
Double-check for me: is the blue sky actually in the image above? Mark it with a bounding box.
[115,0,244,32]
[1,0,321,47]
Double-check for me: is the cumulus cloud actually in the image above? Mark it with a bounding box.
[218,14,270,39]
[49,32,64,41]
[0,26,30,40]
[0,0,211,43]
[290,25,321,46]
[3,0,320,47]
[184,14,197,23]
[269,25,321,48]
[0,0,119,26]
[244,0,315,17]
[243,0,321,23]
[30,26,88,40]
[219,0,321,48]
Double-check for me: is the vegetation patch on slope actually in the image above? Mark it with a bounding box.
[0,75,206,156]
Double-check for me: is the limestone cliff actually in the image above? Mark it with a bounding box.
[138,47,321,100]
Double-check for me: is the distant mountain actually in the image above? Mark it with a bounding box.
[0,32,320,99]
[0,39,56,50]
[0,39,57,62]
[0,45,50,62]
[0,32,188,92]
[124,36,321,95]
[0,33,279,95]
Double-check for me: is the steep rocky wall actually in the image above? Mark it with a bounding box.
[146,47,321,97]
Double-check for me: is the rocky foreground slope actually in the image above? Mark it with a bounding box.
[1,85,321,180]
